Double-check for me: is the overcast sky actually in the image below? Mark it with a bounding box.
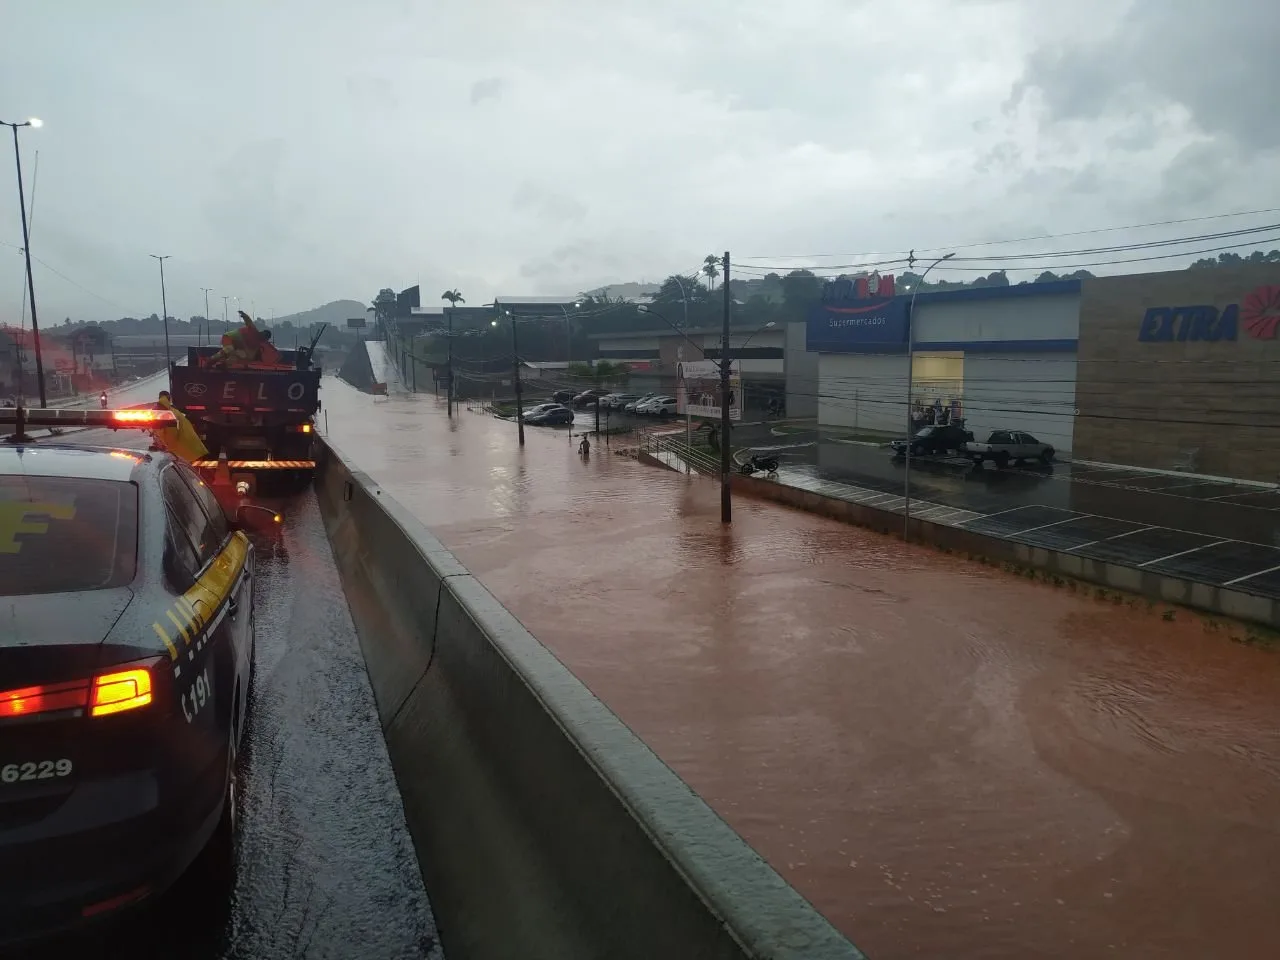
[3,0,1278,323]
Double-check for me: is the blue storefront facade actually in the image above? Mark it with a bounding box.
[807,279,1083,453]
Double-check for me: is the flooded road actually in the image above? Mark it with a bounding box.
[324,379,1280,960]
[9,429,440,960]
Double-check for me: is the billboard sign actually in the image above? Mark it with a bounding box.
[806,296,910,353]
[1137,285,1280,343]
[346,317,367,329]
[677,359,741,420]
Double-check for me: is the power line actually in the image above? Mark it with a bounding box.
[736,205,1280,261]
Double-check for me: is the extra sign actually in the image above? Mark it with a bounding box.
[1138,284,1280,343]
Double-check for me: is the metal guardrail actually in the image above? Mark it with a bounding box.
[642,432,722,476]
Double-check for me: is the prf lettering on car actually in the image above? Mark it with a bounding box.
[0,501,75,553]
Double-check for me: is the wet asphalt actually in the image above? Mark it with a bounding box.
[7,430,441,960]
[745,430,1280,547]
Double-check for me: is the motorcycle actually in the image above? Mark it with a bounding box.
[99,393,108,409]
[738,453,779,476]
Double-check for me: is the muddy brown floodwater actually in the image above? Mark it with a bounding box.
[325,379,1280,960]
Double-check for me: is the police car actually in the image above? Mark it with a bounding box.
[0,407,270,946]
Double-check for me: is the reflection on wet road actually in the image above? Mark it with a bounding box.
[10,430,440,960]
[324,378,1280,960]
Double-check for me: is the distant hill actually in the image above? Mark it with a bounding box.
[275,299,368,329]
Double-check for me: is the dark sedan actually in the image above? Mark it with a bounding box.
[890,423,974,458]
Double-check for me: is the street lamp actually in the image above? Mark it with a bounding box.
[903,251,956,538]
[149,255,172,385]
[2,116,47,406]
[201,287,214,344]
[491,305,525,445]
[559,299,582,373]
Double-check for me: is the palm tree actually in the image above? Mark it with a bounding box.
[702,254,720,291]
[441,289,465,309]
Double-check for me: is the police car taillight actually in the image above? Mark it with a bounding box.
[0,660,158,722]
[90,667,153,717]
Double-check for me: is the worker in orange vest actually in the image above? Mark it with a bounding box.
[153,390,209,463]
[208,311,281,368]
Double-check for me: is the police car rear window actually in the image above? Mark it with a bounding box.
[0,477,139,596]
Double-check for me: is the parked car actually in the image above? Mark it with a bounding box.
[637,396,678,417]
[605,393,641,411]
[964,430,1055,468]
[572,388,611,408]
[521,402,568,421]
[890,424,974,458]
[525,406,574,426]
[624,394,656,414]
[550,389,576,404]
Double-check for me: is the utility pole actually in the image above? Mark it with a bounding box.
[5,119,47,406]
[446,308,454,418]
[719,251,732,523]
[902,251,956,540]
[201,287,213,339]
[150,255,172,385]
[511,312,525,445]
[221,295,230,331]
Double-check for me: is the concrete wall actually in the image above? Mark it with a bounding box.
[728,472,1280,632]
[337,339,375,390]
[962,353,1077,453]
[913,291,1080,345]
[785,320,819,417]
[818,353,907,433]
[315,441,866,960]
[1074,264,1280,480]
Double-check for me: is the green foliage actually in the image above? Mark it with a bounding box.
[1189,249,1280,269]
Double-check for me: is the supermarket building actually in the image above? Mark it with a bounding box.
[806,263,1280,481]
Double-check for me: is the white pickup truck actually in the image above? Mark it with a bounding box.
[964,430,1056,468]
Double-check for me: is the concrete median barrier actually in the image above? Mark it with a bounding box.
[315,439,867,960]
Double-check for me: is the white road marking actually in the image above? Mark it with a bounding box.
[1223,561,1280,586]
[1138,540,1230,568]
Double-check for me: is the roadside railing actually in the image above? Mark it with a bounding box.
[642,431,722,476]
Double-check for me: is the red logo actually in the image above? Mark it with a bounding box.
[1241,285,1280,340]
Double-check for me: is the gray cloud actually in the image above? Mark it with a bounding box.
[1,0,1278,322]
[510,182,587,223]
[1014,0,1280,150]
[470,77,508,105]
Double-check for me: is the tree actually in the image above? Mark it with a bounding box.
[702,254,720,291]
[780,269,823,312]
[1190,249,1280,269]
[441,288,465,309]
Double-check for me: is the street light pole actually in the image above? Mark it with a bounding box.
[4,117,47,406]
[509,309,525,446]
[201,287,213,337]
[221,296,230,332]
[719,251,732,524]
[446,307,454,418]
[903,251,956,539]
[150,255,172,385]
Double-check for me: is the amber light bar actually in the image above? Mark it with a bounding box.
[0,661,157,723]
[191,459,315,469]
[0,407,177,429]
